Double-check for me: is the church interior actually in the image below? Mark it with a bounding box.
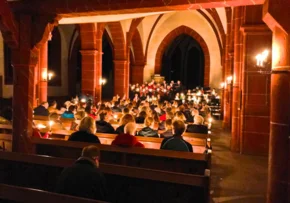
[0,0,289,202]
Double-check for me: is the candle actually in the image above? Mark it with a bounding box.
[49,120,54,131]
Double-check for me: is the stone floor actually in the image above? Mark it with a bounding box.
[210,120,268,203]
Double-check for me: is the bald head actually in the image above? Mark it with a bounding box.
[124,122,137,135]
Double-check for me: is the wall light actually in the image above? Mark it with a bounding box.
[99,78,107,85]
[256,50,269,67]
[226,76,233,84]
[42,70,54,81]
[220,82,225,89]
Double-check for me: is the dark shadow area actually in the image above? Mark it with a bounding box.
[102,31,114,100]
[161,34,204,89]
[48,27,62,86]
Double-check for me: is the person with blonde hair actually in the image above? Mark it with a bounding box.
[68,117,100,143]
[112,122,144,148]
[115,114,135,134]
[137,117,159,137]
[174,111,186,122]
[55,145,107,200]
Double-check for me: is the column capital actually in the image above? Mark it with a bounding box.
[240,24,271,34]
[80,50,99,55]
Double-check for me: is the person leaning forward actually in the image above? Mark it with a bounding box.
[55,145,108,201]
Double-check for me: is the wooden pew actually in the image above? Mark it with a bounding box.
[31,137,211,174]
[39,129,207,153]
[0,151,210,203]
[0,124,12,152]
[0,184,106,203]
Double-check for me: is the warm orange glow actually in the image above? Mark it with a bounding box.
[256,50,269,67]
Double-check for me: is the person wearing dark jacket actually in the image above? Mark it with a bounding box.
[160,119,173,138]
[186,115,208,134]
[55,145,107,201]
[137,117,159,138]
[96,112,116,134]
[112,101,122,113]
[112,122,144,148]
[69,117,100,144]
[135,111,147,124]
[160,120,193,152]
[33,102,49,116]
[115,114,135,134]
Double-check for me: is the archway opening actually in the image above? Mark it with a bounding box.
[48,27,61,86]
[102,31,114,100]
[161,34,204,89]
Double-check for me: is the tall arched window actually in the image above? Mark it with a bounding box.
[161,34,204,89]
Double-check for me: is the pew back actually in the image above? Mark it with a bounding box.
[31,137,210,175]
[0,184,106,203]
[0,152,210,203]
[41,129,206,153]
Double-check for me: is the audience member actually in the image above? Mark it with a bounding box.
[33,102,49,116]
[112,122,144,148]
[55,145,107,201]
[160,119,173,138]
[69,117,100,143]
[61,105,76,119]
[96,112,116,134]
[186,115,208,134]
[115,114,135,134]
[137,117,159,137]
[160,120,193,152]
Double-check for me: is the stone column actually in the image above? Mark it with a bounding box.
[239,5,272,155]
[114,60,129,97]
[38,41,48,103]
[231,6,243,152]
[131,64,145,84]
[79,23,102,102]
[11,15,35,153]
[267,26,290,203]
[80,50,98,99]
[223,9,233,129]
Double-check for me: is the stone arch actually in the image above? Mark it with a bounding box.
[131,29,145,64]
[154,25,210,86]
[107,22,126,60]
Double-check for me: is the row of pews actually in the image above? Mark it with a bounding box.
[0,151,210,202]
[0,115,212,202]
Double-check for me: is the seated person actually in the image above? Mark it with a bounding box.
[112,122,144,148]
[61,105,76,119]
[33,101,49,116]
[135,111,147,124]
[122,107,130,115]
[69,117,100,143]
[160,120,193,152]
[55,145,107,201]
[186,115,208,134]
[137,117,159,137]
[48,101,63,114]
[112,101,122,113]
[115,114,135,134]
[160,119,173,138]
[96,112,116,134]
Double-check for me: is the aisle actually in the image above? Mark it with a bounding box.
[209,121,268,203]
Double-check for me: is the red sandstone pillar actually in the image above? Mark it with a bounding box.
[80,50,98,99]
[79,23,102,102]
[223,9,233,129]
[231,7,243,152]
[33,61,39,107]
[131,64,145,84]
[38,41,48,103]
[114,60,129,97]
[266,26,290,203]
[11,15,35,153]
